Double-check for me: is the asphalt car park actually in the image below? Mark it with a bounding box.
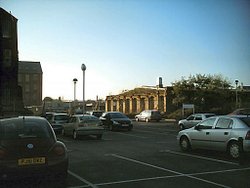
[3,120,250,188]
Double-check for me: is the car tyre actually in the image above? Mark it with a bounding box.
[109,124,114,131]
[228,141,240,159]
[62,129,66,136]
[180,136,191,152]
[73,130,78,140]
[179,124,184,130]
[136,118,139,122]
[145,118,149,123]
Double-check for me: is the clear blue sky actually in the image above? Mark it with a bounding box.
[1,0,250,100]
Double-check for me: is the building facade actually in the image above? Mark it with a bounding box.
[0,8,24,116]
[18,61,43,107]
[105,86,173,115]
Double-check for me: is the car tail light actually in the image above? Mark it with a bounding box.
[245,131,250,140]
[52,145,65,156]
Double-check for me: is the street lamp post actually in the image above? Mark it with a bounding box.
[81,64,86,114]
[235,79,239,108]
[73,78,78,101]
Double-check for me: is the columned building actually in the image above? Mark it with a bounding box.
[105,86,173,114]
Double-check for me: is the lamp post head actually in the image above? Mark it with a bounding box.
[73,78,78,83]
[81,64,86,71]
[235,79,239,85]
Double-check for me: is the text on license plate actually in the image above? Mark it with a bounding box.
[18,157,46,166]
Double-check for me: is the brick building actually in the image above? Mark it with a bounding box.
[18,61,43,107]
[0,8,24,116]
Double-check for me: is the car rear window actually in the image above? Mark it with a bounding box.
[239,117,250,127]
[54,115,69,121]
[205,114,215,118]
[152,111,160,115]
[0,118,53,140]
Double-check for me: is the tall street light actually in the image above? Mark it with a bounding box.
[73,78,78,101]
[81,64,86,114]
[235,79,239,108]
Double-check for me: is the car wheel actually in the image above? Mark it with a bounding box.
[180,136,191,152]
[73,130,78,140]
[136,118,139,122]
[228,141,240,159]
[145,118,149,123]
[62,129,66,136]
[109,124,114,131]
[179,124,184,130]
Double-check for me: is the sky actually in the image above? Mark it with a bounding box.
[1,0,250,101]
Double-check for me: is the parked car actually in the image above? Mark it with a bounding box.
[62,114,104,139]
[44,112,69,134]
[228,108,250,115]
[0,116,68,182]
[135,110,162,122]
[100,112,133,131]
[178,113,215,130]
[86,111,104,118]
[177,115,250,159]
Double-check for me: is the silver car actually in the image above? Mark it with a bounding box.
[135,110,161,122]
[177,115,250,159]
[62,114,104,140]
[178,113,215,130]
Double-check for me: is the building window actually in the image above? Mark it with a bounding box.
[2,19,12,38]
[3,49,12,67]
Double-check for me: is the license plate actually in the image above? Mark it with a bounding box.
[122,124,128,127]
[18,157,46,166]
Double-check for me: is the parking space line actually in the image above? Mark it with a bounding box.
[161,150,239,166]
[135,129,176,136]
[108,154,232,188]
[68,170,99,188]
[114,132,148,139]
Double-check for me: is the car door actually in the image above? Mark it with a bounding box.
[185,115,195,129]
[65,117,76,135]
[190,117,216,149]
[192,114,202,127]
[209,117,233,151]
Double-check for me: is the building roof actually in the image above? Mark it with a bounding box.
[18,61,43,74]
[0,8,18,21]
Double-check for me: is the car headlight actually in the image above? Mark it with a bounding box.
[112,120,119,125]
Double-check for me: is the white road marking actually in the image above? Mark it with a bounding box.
[108,154,232,188]
[68,166,250,188]
[161,150,239,166]
[114,132,148,139]
[68,170,99,188]
[134,129,176,136]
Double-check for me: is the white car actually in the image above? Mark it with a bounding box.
[178,113,215,130]
[62,114,104,140]
[177,115,250,159]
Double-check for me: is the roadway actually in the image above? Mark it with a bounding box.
[63,121,250,188]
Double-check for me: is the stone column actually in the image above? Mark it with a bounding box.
[136,96,141,113]
[145,96,149,110]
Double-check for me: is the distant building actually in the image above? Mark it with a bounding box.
[18,61,43,106]
[105,78,174,114]
[0,8,24,116]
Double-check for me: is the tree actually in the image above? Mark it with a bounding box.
[171,74,233,114]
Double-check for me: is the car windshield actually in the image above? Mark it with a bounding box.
[0,119,52,140]
[110,113,127,118]
[239,117,250,127]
